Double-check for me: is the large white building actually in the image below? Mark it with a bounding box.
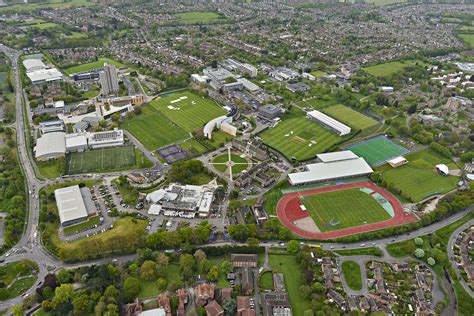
[23,58,63,84]
[88,130,124,149]
[227,58,258,77]
[99,63,119,95]
[307,110,351,136]
[54,185,90,227]
[34,132,66,161]
[288,151,373,185]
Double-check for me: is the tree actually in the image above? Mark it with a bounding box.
[414,248,425,258]
[111,113,120,122]
[221,298,236,316]
[157,278,167,291]
[414,238,424,246]
[194,249,207,263]
[56,269,74,284]
[123,277,141,302]
[311,282,325,294]
[104,285,119,305]
[220,261,233,275]
[431,248,447,264]
[52,284,73,306]
[140,260,158,281]
[11,304,23,316]
[247,237,260,248]
[179,254,195,279]
[207,266,219,282]
[427,257,436,266]
[287,240,300,253]
[72,293,93,315]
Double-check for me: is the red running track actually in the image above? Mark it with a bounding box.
[276,181,417,239]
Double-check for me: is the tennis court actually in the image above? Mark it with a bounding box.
[347,135,409,165]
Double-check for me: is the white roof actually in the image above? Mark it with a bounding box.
[23,59,46,72]
[317,151,358,163]
[34,132,66,159]
[54,185,88,224]
[26,68,63,83]
[289,157,373,185]
[138,308,166,316]
[436,164,449,175]
[65,133,88,149]
[148,204,162,215]
[307,110,351,136]
[54,100,65,108]
[237,78,261,92]
[388,156,407,164]
[146,189,178,204]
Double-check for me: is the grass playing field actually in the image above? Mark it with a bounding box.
[0,0,94,13]
[377,148,459,202]
[151,91,226,132]
[212,153,248,173]
[122,104,189,150]
[63,57,125,75]
[363,61,407,77]
[365,0,406,6]
[260,110,344,161]
[322,104,378,130]
[179,139,209,157]
[296,97,338,110]
[348,136,408,165]
[459,33,474,48]
[174,11,223,24]
[301,188,391,232]
[67,146,136,174]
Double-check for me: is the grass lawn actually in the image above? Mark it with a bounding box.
[0,0,94,13]
[212,153,248,173]
[296,97,339,110]
[301,188,391,232]
[459,33,474,48]
[30,22,58,29]
[179,139,208,157]
[377,148,459,202]
[365,0,406,5]
[0,260,38,300]
[260,109,344,161]
[67,146,137,174]
[138,264,181,299]
[37,159,65,179]
[269,254,310,316]
[348,136,408,165]
[259,270,273,290]
[341,261,362,290]
[63,216,100,236]
[122,104,189,150]
[207,256,232,288]
[334,247,383,257]
[174,11,223,24]
[151,91,226,132]
[310,70,327,78]
[322,104,378,130]
[112,178,139,205]
[63,57,124,75]
[363,61,407,77]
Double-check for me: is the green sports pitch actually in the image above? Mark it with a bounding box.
[67,146,136,174]
[348,136,408,165]
[260,110,344,161]
[301,188,391,232]
[122,104,189,151]
[151,91,226,132]
[322,104,378,130]
[377,148,459,202]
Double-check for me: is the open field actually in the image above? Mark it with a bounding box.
[301,188,391,232]
[269,254,311,316]
[322,104,378,130]
[63,57,124,75]
[365,0,406,6]
[212,153,248,173]
[348,136,408,165]
[259,271,273,290]
[138,264,182,299]
[363,61,407,77]
[0,260,38,300]
[179,139,208,156]
[296,97,338,110]
[151,91,226,132]
[260,110,343,161]
[459,33,474,48]
[377,148,459,202]
[174,11,223,24]
[30,22,58,29]
[63,216,100,236]
[67,146,136,174]
[341,261,362,290]
[0,0,94,13]
[122,105,189,150]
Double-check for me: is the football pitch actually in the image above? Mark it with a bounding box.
[348,136,408,165]
[67,146,136,174]
[260,110,343,161]
[377,148,459,202]
[122,104,189,150]
[301,188,391,232]
[322,104,378,130]
[63,57,125,75]
[151,91,226,132]
[362,61,407,77]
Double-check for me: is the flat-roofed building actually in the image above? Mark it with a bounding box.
[307,110,351,136]
[54,185,89,227]
[288,151,373,185]
[65,133,88,152]
[88,129,124,149]
[39,120,65,134]
[258,104,282,120]
[34,132,66,161]
[387,156,408,168]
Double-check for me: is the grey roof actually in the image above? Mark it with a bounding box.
[34,132,66,159]
[54,185,88,224]
[317,151,359,163]
[288,157,373,185]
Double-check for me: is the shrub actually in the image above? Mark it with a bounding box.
[414,248,425,258]
[427,257,436,266]
[414,238,424,246]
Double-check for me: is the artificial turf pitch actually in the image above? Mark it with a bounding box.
[300,188,391,232]
[348,136,408,165]
[67,146,136,174]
